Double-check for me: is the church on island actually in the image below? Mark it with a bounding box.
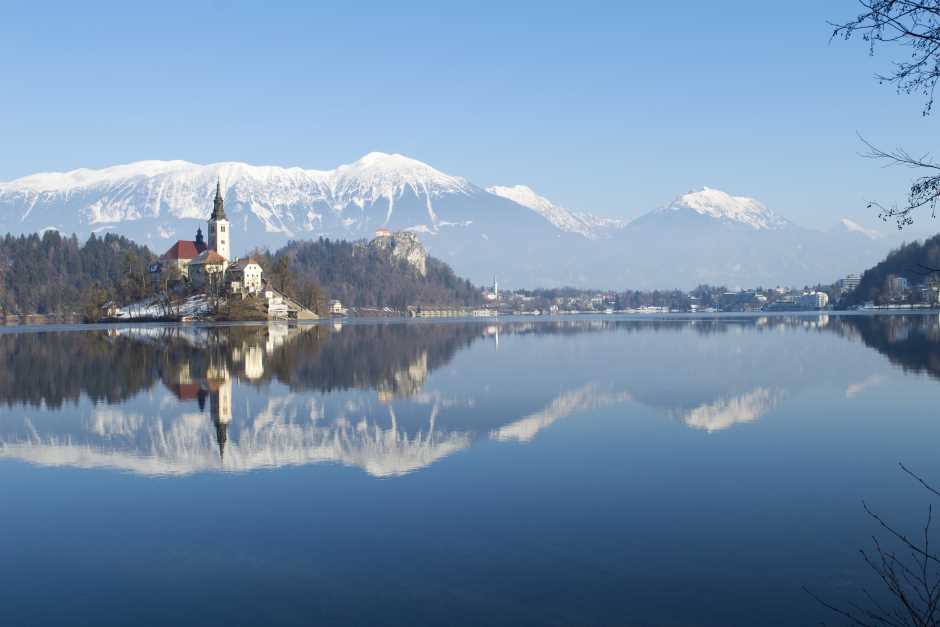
[156,182,264,294]
[152,183,316,320]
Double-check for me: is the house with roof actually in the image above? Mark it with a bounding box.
[189,250,229,288]
[227,257,264,293]
[158,229,207,278]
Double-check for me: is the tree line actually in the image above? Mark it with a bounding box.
[841,234,940,307]
[253,237,483,311]
[0,231,156,316]
[0,231,483,317]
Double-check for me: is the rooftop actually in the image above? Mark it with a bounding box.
[161,239,207,261]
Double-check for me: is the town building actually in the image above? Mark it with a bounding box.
[888,275,910,294]
[799,291,829,310]
[838,273,862,293]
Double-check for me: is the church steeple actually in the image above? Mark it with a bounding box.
[211,180,226,220]
[207,180,230,261]
[214,416,228,463]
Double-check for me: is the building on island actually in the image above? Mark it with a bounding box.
[188,250,228,288]
[157,229,208,278]
[148,181,321,319]
[227,257,264,293]
[154,181,246,292]
[157,182,231,281]
[207,181,231,261]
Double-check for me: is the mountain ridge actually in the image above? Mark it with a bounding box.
[0,154,899,288]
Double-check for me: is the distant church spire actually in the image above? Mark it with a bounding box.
[211,180,226,220]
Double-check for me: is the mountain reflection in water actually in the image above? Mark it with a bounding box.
[1,314,939,477]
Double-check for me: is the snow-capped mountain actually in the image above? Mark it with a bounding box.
[0,155,900,288]
[0,153,475,238]
[650,187,792,230]
[837,217,884,240]
[486,184,626,239]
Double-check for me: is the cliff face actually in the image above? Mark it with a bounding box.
[369,232,428,277]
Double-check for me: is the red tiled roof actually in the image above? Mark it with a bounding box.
[191,250,227,265]
[167,383,200,401]
[161,240,207,261]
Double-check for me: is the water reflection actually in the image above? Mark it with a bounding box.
[1,314,939,476]
[676,387,783,433]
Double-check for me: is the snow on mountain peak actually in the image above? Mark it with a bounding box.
[1,160,197,192]
[333,152,473,202]
[0,153,475,233]
[660,186,790,230]
[838,217,883,240]
[486,184,626,239]
[487,185,556,216]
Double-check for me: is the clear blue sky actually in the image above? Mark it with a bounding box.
[2,0,938,231]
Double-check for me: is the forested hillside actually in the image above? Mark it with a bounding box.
[259,237,483,310]
[0,230,482,317]
[0,231,155,315]
[842,234,940,306]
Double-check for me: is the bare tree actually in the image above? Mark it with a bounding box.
[832,1,940,228]
[804,463,940,626]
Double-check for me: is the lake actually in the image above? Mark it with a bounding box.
[1,314,939,626]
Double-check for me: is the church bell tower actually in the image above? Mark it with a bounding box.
[208,181,230,261]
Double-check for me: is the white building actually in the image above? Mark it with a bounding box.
[839,273,862,293]
[207,181,230,262]
[228,258,264,293]
[799,291,829,309]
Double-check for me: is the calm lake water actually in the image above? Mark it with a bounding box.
[2,314,939,626]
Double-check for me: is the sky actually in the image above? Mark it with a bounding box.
[2,0,939,232]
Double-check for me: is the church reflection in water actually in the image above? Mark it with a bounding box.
[2,314,940,477]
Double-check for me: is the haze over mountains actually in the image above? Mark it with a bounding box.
[0,152,897,288]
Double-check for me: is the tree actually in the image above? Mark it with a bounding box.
[269,255,294,294]
[296,277,327,315]
[832,1,940,228]
[805,464,940,626]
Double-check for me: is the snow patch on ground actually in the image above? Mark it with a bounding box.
[116,294,211,319]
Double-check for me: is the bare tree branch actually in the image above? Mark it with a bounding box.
[806,464,940,626]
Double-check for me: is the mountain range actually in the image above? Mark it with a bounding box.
[0,153,897,288]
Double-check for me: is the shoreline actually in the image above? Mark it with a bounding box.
[1,307,938,334]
